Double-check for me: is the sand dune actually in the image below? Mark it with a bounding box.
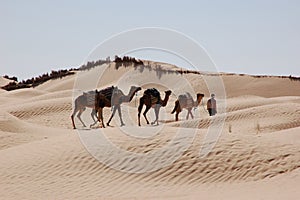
[0,62,299,199]
[0,77,13,88]
[222,74,300,97]
[35,74,75,92]
[1,88,48,98]
[0,126,299,199]
[0,111,63,150]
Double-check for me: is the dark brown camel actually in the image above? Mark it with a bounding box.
[171,93,204,121]
[93,85,141,128]
[138,88,172,126]
[71,86,141,129]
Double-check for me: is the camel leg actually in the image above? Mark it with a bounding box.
[90,120,98,128]
[77,108,86,127]
[71,101,83,129]
[175,107,182,121]
[189,109,194,119]
[117,105,125,126]
[155,105,160,125]
[71,107,78,129]
[175,111,179,121]
[101,109,105,128]
[155,106,160,125]
[91,109,97,123]
[138,97,144,126]
[186,109,194,120]
[151,104,160,125]
[143,106,151,125]
[97,108,105,128]
[186,109,189,120]
[138,109,142,126]
[171,101,179,114]
[89,109,98,127]
[107,106,117,126]
[71,115,76,129]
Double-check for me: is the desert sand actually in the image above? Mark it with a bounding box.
[0,62,300,199]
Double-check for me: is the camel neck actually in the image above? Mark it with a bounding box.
[196,97,203,106]
[124,88,137,102]
[161,94,170,107]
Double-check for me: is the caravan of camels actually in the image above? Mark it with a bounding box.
[71,85,204,129]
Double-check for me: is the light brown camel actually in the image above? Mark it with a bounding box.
[71,86,141,129]
[171,93,204,121]
[138,88,172,126]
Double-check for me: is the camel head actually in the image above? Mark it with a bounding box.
[130,86,142,93]
[160,90,172,107]
[197,93,205,99]
[165,90,172,96]
[195,93,205,105]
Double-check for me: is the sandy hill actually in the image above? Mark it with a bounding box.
[0,62,300,199]
[0,76,14,88]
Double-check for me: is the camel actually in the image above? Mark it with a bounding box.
[171,93,204,121]
[138,88,172,126]
[94,85,141,128]
[71,90,98,129]
[71,86,141,129]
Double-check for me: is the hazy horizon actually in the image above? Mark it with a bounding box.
[1,0,299,80]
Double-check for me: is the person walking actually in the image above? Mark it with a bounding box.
[207,94,217,116]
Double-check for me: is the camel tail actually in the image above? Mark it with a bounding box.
[171,100,179,114]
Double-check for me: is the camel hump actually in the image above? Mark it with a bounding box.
[84,90,95,95]
[94,86,114,101]
[99,86,114,97]
[100,86,114,93]
[178,94,188,101]
[186,92,192,98]
[145,88,160,98]
[83,90,96,98]
[82,90,97,107]
[144,88,161,104]
[178,92,193,100]
[113,87,123,95]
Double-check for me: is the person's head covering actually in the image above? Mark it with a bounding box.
[211,94,215,98]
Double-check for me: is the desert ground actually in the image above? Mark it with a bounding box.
[0,62,300,199]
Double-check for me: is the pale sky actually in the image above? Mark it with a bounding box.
[1,0,299,80]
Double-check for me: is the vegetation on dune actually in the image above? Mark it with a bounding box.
[2,56,299,91]
[3,75,18,82]
[2,69,76,91]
